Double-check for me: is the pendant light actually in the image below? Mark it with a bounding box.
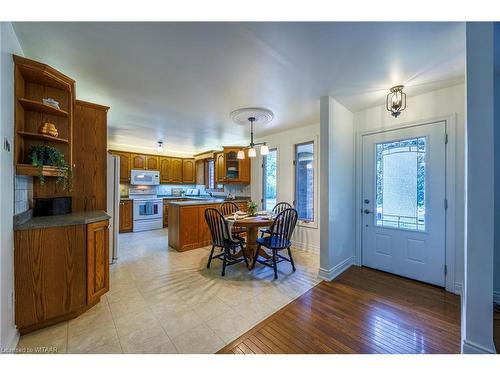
[157,141,164,153]
[230,107,273,160]
[386,85,406,118]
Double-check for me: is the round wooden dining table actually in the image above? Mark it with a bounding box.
[228,215,274,267]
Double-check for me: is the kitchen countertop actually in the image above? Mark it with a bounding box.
[167,198,249,206]
[14,210,111,231]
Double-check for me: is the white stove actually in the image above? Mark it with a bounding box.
[129,188,163,232]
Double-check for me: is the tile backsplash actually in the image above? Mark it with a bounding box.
[15,176,33,214]
[120,183,251,197]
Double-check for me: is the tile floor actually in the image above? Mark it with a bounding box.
[16,228,320,354]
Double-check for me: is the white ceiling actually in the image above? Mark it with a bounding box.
[13,22,465,155]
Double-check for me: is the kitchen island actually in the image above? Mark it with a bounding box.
[167,198,249,251]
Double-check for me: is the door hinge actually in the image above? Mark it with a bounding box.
[444,198,448,210]
[444,133,449,144]
[444,265,448,276]
[293,160,296,166]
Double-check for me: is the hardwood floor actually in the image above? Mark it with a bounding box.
[494,306,500,353]
[218,266,461,354]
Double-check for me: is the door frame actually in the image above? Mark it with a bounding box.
[354,114,457,293]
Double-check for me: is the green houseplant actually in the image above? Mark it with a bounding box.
[247,201,258,216]
[28,145,72,191]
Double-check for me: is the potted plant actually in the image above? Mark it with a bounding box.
[28,145,72,191]
[247,201,258,216]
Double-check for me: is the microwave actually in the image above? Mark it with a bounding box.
[130,169,160,185]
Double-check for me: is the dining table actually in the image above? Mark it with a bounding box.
[227,215,274,268]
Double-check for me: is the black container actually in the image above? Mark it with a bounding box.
[33,196,72,217]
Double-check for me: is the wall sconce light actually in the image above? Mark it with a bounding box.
[386,85,406,118]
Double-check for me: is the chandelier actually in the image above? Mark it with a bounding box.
[230,107,273,159]
[386,85,406,118]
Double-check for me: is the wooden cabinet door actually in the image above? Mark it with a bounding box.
[87,220,109,304]
[131,154,146,169]
[163,201,169,227]
[146,155,159,170]
[239,156,250,184]
[114,152,131,183]
[160,157,171,183]
[182,159,195,183]
[171,158,183,183]
[179,206,199,249]
[195,160,205,185]
[215,152,225,183]
[119,200,133,233]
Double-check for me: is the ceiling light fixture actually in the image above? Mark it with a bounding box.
[386,85,406,118]
[230,107,274,159]
[157,141,164,153]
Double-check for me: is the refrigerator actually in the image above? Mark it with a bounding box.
[107,154,120,263]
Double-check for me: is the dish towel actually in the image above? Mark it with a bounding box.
[224,219,236,242]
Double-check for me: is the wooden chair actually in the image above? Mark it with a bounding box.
[205,208,248,276]
[259,202,293,237]
[252,208,298,279]
[220,201,246,236]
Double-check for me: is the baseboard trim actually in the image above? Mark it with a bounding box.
[318,256,355,281]
[291,240,320,254]
[454,282,463,296]
[2,329,20,354]
[493,290,500,305]
[462,340,496,354]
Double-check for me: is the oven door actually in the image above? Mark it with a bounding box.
[133,200,163,220]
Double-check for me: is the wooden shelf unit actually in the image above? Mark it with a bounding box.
[17,131,69,144]
[15,164,64,177]
[18,98,69,118]
[14,55,75,196]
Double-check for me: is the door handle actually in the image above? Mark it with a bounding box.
[363,209,371,214]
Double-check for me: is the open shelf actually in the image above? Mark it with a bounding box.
[17,63,72,91]
[16,164,64,177]
[17,131,68,144]
[18,98,68,118]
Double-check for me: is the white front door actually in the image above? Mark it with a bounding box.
[362,122,446,286]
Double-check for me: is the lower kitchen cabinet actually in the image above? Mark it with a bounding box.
[163,200,169,227]
[14,218,110,334]
[86,220,109,304]
[119,199,133,232]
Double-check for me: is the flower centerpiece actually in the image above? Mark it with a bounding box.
[247,201,258,216]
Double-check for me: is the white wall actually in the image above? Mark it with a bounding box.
[251,123,321,253]
[319,96,356,280]
[0,22,23,351]
[354,83,466,293]
[461,22,496,354]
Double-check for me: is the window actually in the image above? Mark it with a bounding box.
[294,141,315,222]
[206,159,215,189]
[262,148,277,211]
[375,137,426,231]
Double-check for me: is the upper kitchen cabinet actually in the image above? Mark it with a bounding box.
[131,154,146,170]
[159,156,171,183]
[182,159,195,183]
[170,158,183,183]
[110,151,131,183]
[13,55,75,197]
[215,147,251,184]
[146,155,159,170]
[72,100,109,212]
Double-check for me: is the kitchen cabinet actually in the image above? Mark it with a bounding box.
[160,157,171,183]
[195,159,205,185]
[171,158,183,183]
[131,154,146,169]
[86,220,109,304]
[73,100,109,212]
[214,148,251,184]
[163,200,169,227]
[14,215,110,334]
[182,159,196,183]
[215,152,225,184]
[111,151,131,183]
[119,200,133,233]
[146,155,159,170]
